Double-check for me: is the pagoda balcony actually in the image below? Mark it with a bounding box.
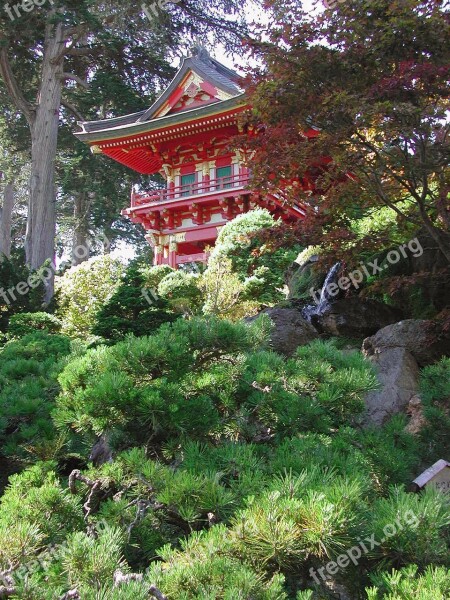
[130,173,251,208]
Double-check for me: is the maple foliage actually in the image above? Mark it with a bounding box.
[240,0,450,266]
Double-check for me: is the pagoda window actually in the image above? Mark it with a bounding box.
[216,166,232,189]
[181,172,196,196]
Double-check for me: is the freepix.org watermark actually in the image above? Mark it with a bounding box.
[4,0,53,21]
[309,509,419,584]
[309,237,423,305]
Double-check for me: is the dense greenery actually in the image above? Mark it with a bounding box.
[92,260,177,341]
[0,316,448,599]
[0,253,46,333]
[56,256,125,337]
[0,332,71,462]
[0,1,448,598]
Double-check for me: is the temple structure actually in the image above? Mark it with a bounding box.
[74,48,306,267]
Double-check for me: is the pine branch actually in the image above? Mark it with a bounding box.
[0,44,35,125]
[61,98,86,121]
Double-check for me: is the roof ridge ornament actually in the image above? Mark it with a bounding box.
[190,37,209,60]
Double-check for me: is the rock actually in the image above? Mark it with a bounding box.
[89,434,113,466]
[362,319,450,367]
[315,298,402,339]
[363,347,420,426]
[247,307,319,356]
[285,253,320,300]
[405,395,427,435]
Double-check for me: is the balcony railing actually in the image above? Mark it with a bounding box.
[130,172,250,207]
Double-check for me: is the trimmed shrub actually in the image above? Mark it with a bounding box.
[0,332,72,460]
[92,260,176,341]
[7,312,62,338]
[56,256,124,337]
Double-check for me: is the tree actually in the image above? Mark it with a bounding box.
[244,0,450,264]
[0,183,13,258]
[208,208,301,303]
[55,255,124,337]
[0,0,249,300]
[92,259,177,340]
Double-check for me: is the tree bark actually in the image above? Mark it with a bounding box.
[25,20,65,301]
[0,182,14,258]
[72,191,91,265]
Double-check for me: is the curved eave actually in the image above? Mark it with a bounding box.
[75,95,248,146]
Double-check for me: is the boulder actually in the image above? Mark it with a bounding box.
[315,298,402,339]
[247,307,319,356]
[362,346,420,426]
[362,319,450,367]
[285,253,320,300]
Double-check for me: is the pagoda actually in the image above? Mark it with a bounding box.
[74,47,306,267]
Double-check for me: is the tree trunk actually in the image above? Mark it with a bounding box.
[0,182,14,258]
[25,21,65,301]
[72,191,90,265]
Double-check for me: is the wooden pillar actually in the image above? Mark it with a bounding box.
[168,237,178,268]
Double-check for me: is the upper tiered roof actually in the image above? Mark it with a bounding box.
[74,47,244,143]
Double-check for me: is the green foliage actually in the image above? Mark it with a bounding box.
[148,532,288,599]
[0,319,446,598]
[418,357,450,462]
[92,259,176,341]
[200,256,260,320]
[366,486,450,568]
[56,256,125,337]
[208,209,301,304]
[367,564,450,599]
[7,311,62,338]
[54,320,377,451]
[54,316,272,442]
[158,269,202,315]
[0,462,83,566]
[63,526,126,591]
[0,252,46,332]
[0,332,71,460]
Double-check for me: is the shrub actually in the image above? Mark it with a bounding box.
[365,486,450,568]
[158,269,202,315]
[0,251,46,332]
[92,259,176,341]
[56,256,124,337]
[199,256,260,320]
[207,209,301,304]
[418,357,450,462]
[366,564,450,599]
[7,312,62,338]
[0,332,72,460]
[147,526,287,599]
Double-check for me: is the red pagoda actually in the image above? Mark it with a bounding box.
[75,47,306,267]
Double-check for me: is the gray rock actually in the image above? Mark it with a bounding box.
[363,347,420,426]
[247,307,319,356]
[315,298,402,339]
[363,319,449,367]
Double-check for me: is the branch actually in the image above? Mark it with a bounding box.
[60,73,89,89]
[61,98,85,121]
[0,45,34,125]
[0,585,16,599]
[148,585,168,600]
[65,46,104,58]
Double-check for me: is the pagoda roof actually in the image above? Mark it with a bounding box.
[74,48,245,145]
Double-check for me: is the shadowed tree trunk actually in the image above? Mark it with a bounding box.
[72,191,91,265]
[1,16,65,302]
[0,182,14,258]
[25,21,65,301]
